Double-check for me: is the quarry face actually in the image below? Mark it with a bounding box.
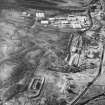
[0,0,105,105]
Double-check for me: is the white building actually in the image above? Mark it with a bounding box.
[36,12,45,18]
[41,20,49,25]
